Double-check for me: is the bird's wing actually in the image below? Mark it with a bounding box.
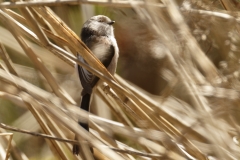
[77,36,115,94]
[77,55,96,94]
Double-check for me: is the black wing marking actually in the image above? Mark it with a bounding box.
[77,55,94,95]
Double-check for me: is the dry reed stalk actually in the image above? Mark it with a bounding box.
[21,96,71,160]
[0,6,182,148]
[0,0,240,159]
[115,75,210,142]
[33,7,175,136]
[163,0,218,81]
[0,42,18,76]
[0,0,165,8]
[219,0,238,10]
[0,68,185,159]
[0,133,13,160]
[96,87,134,127]
[0,70,135,159]
[0,119,171,158]
[0,10,75,106]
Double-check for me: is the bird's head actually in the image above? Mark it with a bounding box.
[81,15,115,39]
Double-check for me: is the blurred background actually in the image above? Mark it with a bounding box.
[1,0,240,159]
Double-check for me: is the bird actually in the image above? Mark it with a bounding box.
[73,15,119,155]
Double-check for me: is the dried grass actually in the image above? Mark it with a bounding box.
[0,0,240,159]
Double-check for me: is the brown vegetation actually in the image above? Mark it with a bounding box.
[0,0,240,159]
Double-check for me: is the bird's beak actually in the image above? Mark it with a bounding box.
[108,21,115,25]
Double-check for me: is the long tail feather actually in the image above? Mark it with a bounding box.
[72,93,91,155]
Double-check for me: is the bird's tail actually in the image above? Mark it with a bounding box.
[79,93,91,131]
[72,93,91,155]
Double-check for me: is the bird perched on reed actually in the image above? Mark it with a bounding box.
[73,15,119,155]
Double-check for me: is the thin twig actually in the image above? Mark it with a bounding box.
[0,123,163,158]
[0,41,18,76]
[0,0,165,8]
